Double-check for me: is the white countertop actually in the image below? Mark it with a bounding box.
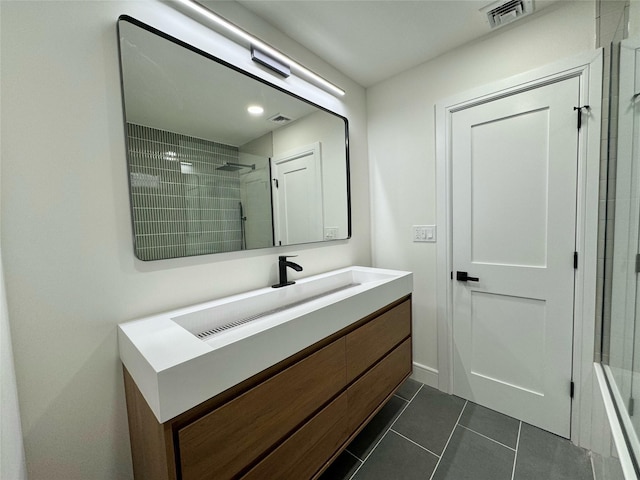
[118,266,413,423]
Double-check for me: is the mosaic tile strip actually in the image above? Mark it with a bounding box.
[126,123,243,260]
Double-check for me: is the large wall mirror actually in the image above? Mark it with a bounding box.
[117,16,350,261]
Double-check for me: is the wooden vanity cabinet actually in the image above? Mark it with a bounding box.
[123,295,412,480]
[179,340,347,480]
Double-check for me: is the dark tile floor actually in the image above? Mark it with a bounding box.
[320,380,594,480]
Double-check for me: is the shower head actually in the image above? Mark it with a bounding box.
[217,163,242,171]
[216,162,256,171]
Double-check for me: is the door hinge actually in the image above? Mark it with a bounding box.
[573,105,590,130]
[574,251,578,269]
[636,254,640,274]
[570,381,575,398]
[273,178,279,188]
[630,397,635,416]
[450,271,453,280]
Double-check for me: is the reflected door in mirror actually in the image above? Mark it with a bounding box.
[117,16,350,260]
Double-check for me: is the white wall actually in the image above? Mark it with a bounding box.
[0,1,369,479]
[631,0,640,37]
[367,0,596,384]
[0,3,27,475]
[273,111,350,238]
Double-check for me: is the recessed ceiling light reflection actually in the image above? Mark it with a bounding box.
[163,151,178,161]
[247,105,264,115]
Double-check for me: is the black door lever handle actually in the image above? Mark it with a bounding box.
[456,271,479,282]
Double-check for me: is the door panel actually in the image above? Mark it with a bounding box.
[452,76,579,438]
[470,108,549,267]
[470,291,546,396]
[271,143,323,245]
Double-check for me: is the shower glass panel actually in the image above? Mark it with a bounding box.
[602,28,640,472]
[238,152,273,250]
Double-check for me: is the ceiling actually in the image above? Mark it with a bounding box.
[120,18,322,146]
[227,0,563,87]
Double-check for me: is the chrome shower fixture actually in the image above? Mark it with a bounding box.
[216,162,256,171]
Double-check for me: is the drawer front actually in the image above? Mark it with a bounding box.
[346,299,411,382]
[178,339,347,480]
[347,338,412,433]
[242,392,349,480]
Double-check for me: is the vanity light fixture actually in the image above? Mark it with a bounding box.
[173,0,346,97]
[247,105,264,115]
[251,46,290,78]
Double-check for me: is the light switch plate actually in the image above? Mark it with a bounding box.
[413,225,436,243]
[325,227,339,239]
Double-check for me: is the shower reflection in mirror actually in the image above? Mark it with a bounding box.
[118,17,350,261]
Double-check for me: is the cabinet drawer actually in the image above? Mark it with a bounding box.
[346,299,411,382]
[178,338,347,480]
[348,338,412,432]
[242,392,348,480]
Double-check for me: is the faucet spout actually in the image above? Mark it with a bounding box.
[272,255,303,288]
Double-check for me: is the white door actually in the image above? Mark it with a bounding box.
[451,76,580,438]
[271,142,323,245]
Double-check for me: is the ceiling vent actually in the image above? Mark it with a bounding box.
[268,113,293,124]
[482,0,534,29]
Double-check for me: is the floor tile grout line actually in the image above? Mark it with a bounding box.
[346,383,424,480]
[404,381,424,404]
[389,428,441,458]
[388,383,423,431]
[457,424,517,452]
[346,429,391,480]
[510,421,522,480]
[428,399,468,480]
[391,392,410,406]
[344,448,363,463]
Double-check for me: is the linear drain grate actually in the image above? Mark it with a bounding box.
[196,283,361,340]
[196,315,265,339]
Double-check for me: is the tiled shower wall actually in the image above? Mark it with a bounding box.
[127,123,243,260]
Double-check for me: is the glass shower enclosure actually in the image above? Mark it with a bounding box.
[602,30,640,474]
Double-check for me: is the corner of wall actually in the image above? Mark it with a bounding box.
[0,248,27,480]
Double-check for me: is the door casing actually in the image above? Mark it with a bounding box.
[435,49,602,448]
[271,142,324,246]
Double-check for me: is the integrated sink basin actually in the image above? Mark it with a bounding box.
[118,266,412,423]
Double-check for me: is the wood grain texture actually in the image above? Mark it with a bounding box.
[242,392,349,480]
[165,296,409,435]
[123,367,177,480]
[178,338,347,480]
[347,339,412,433]
[346,299,411,382]
[311,369,411,480]
[124,297,413,480]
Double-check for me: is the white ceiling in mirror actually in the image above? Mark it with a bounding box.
[119,20,318,146]
[118,17,350,260]
[223,0,567,87]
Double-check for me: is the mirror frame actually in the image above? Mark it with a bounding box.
[116,15,351,260]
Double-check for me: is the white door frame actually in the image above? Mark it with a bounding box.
[271,142,324,246]
[435,49,602,447]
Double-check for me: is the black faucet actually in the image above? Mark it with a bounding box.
[272,255,303,288]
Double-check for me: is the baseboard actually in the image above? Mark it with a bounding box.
[411,361,438,389]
